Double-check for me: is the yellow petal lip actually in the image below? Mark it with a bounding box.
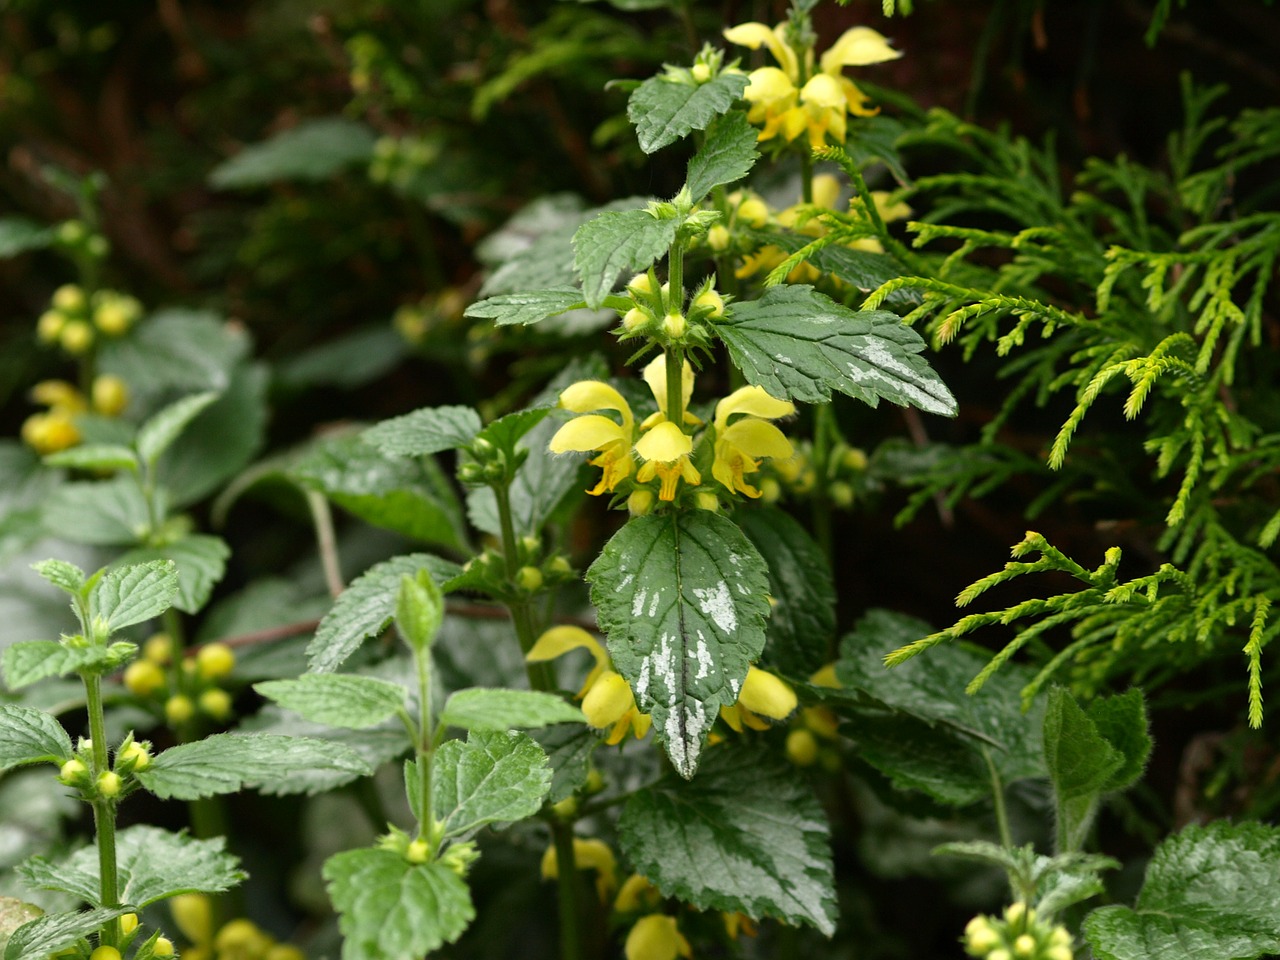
[635,421,692,463]
[526,625,607,666]
[820,26,903,71]
[559,380,631,416]
[743,66,796,106]
[738,666,797,720]
[625,914,691,960]
[800,73,845,109]
[723,22,798,79]
[549,415,627,454]
[714,386,795,429]
[723,419,793,460]
[583,670,636,729]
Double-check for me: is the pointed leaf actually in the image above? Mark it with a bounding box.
[16,826,244,908]
[3,641,135,689]
[43,445,139,473]
[1086,689,1152,794]
[0,704,72,771]
[628,72,749,154]
[210,117,376,189]
[1083,821,1280,960]
[1043,688,1125,803]
[136,392,220,466]
[439,689,585,732]
[30,560,85,596]
[432,730,551,839]
[136,733,372,800]
[715,285,957,414]
[0,217,54,259]
[0,899,42,957]
[362,406,482,459]
[41,477,152,547]
[113,535,230,615]
[573,209,681,309]
[685,109,759,202]
[324,850,474,960]
[587,511,771,778]
[463,289,589,327]
[3,907,133,960]
[308,554,462,673]
[87,560,180,633]
[619,745,837,934]
[254,675,406,730]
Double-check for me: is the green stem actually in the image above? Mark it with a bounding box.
[414,643,434,843]
[811,405,834,565]
[493,481,551,689]
[664,347,686,427]
[666,236,686,314]
[801,150,815,204]
[846,163,926,276]
[306,490,345,598]
[551,820,584,960]
[983,746,1014,850]
[84,673,120,948]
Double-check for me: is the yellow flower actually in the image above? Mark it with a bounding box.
[720,666,798,732]
[640,355,697,428]
[625,915,691,960]
[549,381,637,495]
[635,421,701,502]
[724,20,901,149]
[615,874,662,913]
[526,626,651,744]
[541,836,617,902]
[711,387,795,498]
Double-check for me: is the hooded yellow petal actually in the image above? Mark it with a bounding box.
[743,66,796,107]
[583,670,636,729]
[738,666,797,720]
[625,915,690,960]
[819,26,902,71]
[635,421,692,463]
[559,380,630,416]
[724,22,798,79]
[723,419,793,460]
[549,415,627,454]
[714,386,795,430]
[812,173,842,211]
[615,874,661,913]
[800,72,845,110]
[641,355,694,419]
[526,625,608,666]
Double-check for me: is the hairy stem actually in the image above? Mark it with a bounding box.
[83,673,120,948]
[306,490,345,598]
[983,746,1014,850]
[414,643,434,844]
[665,347,686,428]
[551,820,584,960]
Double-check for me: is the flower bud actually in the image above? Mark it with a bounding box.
[1013,934,1037,958]
[661,312,686,339]
[690,62,711,83]
[622,307,649,333]
[59,319,94,355]
[21,411,81,455]
[93,294,141,336]
[516,566,544,593]
[120,913,139,935]
[736,197,769,228]
[97,771,122,798]
[628,489,654,517]
[842,447,868,471]
[52,284,87,314]
[196,642,235,680]
[199,688,233,721]
[36,309,67,343]
[738,667,797,720]
[988,951,1012,960]
[829,481,854,509]
[124,660,166,697]
[117,741,151,771]
[153,938,175,958]
[165,694,195,725]
[626,273,653,296]
[694,491,720,512]
[405,839,430,864]
[1004,902,1033,927]
[90,947,122,960]
[547,555,573,576]
[264,946,304,960]
[59,758,87,784]
[706,224,730,252]
[86,236,110,259]
[1044,947,1072,960]
[144,633,174,664]
[91,374,130,416]
[786,728,819,766]
[692,289,724,318]
[56,220,88,246]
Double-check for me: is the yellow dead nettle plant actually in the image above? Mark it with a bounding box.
[711,386,796,498]
[719,665,798,732]
[723,20,902,149]
[526,625,652,744]
[549,380,638,496]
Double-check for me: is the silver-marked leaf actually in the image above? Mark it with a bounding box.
[42,445,139,473]
[362,406,482,459]
[308,554,462,673]
[587,511,771,778]
[209,117,376,189]
[432,730,551,839]
[685,109,758,202]
[3,907,133,960]
[0,899,42,956]
[0,705,72,772]
[136,392,220,466]
[573,209,681,309]
[439,689,585,732]
[87,560,180,632]
[324,849,474,960]
[1083,821,1280,960]
[3,641,135,689]
[716,285,957,415]
[136,733,372,800]
[16,826,244,908]
[30,560,85,596]
[113,535,230,615]
[628,72,749,154]
[464,289,588,327]
[619,745,837,934]
[255,674,406,729]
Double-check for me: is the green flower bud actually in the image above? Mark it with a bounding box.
[97,771,122,798]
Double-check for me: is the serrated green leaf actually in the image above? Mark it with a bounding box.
[0,705,72,772]
[396,571,444,653]
[619,745,836,934]
[209,117,376,189]
[534,725,599,804]
[0,899,42,956]
[685,109,758,202]
[254,675,406,730]
[136,733,372,800]
[291,434,465,549]
[573,209,681,309]
[88,560,180,632]
[1083,821,1280,960]
[42,445,139,473]
[1086,689,1151,794]
[136,392,220,467]
[3,641,134,689]
[627,72,749,154]
[439,689,585,731]
[97,309,249,396]
[473,408,553,455]
[16,826,244,908]
[587,511,771,778]
[0,218,54,259]
[716,285,957,414]
[113,535,230,615]
[756,231,919,306]
[738,507,834,676]
[30,560,85,596]
[432,730,551,839]
[3,906,133,960]
[362,406,482,459]
[1043,688,1125,803]
[308,554,462,673]
[40,477,151,547]
[463,289,589,327]
[324,849,474,960]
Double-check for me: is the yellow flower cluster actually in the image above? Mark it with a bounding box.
[36,284,141,356]
[964,903,1073,960]
[170,894,305,960]
[723,20,902,150]
[549,356,796,509]
[124,635,238,727]
[20,375,130,455]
